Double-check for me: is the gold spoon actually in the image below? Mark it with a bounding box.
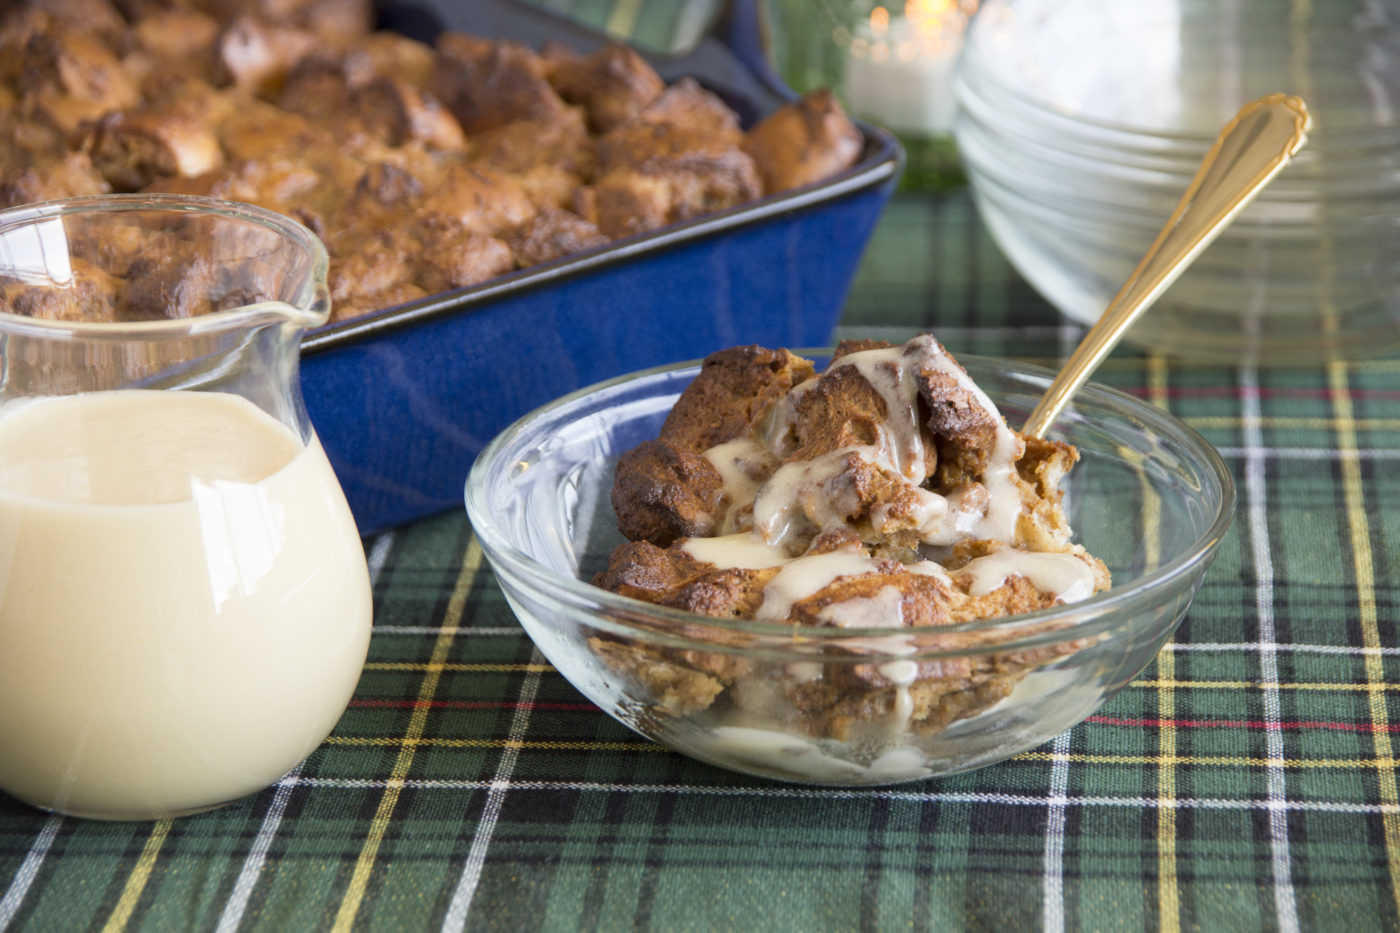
[1021,93,1312,439]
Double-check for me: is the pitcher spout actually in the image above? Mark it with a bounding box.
[0,195,332,435]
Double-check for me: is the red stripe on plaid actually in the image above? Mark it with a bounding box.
[1116,386,1400,401]
[1089,715,1400,732]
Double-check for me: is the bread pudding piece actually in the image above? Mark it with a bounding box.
[0,147,111,207]
[18,28,139,133]
[575,78,763,238]
[610,344,816,546]
[544,42,665,133]
[592,335,1110,741]
[431,32,569,135]
[743,88,865,194]
[466,108,596,210]
[505,207,609,267]
[0,1,866,323]
[0,209,290,324]
[84,110,224,190]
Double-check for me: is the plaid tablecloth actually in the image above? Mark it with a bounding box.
[3,188,1399,932]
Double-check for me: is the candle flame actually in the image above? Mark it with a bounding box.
[905,0,958,35]
[855,0,976,59]
[870,5,890,36]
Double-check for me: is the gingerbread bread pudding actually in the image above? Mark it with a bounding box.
[591,334,1111,742]
[0,0,864,322]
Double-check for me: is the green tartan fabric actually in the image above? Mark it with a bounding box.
[3,187,1399,932]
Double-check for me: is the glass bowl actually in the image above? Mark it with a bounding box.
[464,353,1235,785]
[954,0,1400,363]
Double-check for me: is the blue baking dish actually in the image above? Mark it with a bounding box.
[300,0,902,534]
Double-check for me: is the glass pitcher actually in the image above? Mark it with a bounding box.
[0,194,373,821]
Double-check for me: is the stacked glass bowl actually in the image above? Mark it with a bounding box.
[954,0,1400,363]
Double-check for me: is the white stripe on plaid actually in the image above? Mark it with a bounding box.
[0,813,60,933]
[365,532,396,584]
[256,776,1400,812]
[213,763,304,933]
[1047,291,1100,933]
[1041,730,1072,933]
[1240,367,1299,933]
[1166,642,1400,656]
[440,645,547,932]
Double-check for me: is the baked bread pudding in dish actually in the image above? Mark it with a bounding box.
[0,0,863,322]
[592,335,1111,741]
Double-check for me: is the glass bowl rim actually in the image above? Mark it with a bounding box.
[465,351,1237,647]
[958,3,1400,144]
[0,193,330,337]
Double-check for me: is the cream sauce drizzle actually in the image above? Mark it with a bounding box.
[701,437,772,535]
[896,334,1025,546]
[674,336,1089,632]
[755,550,884,622]
[828,348,927,481]
[750,447,876,547]
[681,533,791,570]
[907,559,954,586]
[839,632,920,736]
[954,550,1097,603]
[725,336,1026,551]
[815,584,907,629]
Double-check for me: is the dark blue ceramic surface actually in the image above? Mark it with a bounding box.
[301,0,902,534]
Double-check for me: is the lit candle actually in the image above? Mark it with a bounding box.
[842,1,970,137]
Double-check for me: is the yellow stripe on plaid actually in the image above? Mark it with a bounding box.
[1328,359,1400,917]
[100,819,172,933]
[331,539,485,933]
[1145,353,1180,933]
[1154,646,1181,933]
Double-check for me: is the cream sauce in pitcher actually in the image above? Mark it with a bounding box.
[0,390,372,820]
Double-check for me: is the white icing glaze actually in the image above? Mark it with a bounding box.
[815,584,907,629]
[681,533,791,570]
[900,334,1025,546]
[743,336,1025,551]
[755,550,884,621]
[955,550,1097,603]
[701,437,772,534]
[684,726,932,782]
[671,336,1086,636]
[827,347,928,480]
[858,634,919,736]
[750,447,871,547]
[784,661,824,682]
[906,559,954,586]
[886,670,915,733]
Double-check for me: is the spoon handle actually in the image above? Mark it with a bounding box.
[1020,93,1311,440]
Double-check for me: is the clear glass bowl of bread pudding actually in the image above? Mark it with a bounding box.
[465,335,1235,784]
